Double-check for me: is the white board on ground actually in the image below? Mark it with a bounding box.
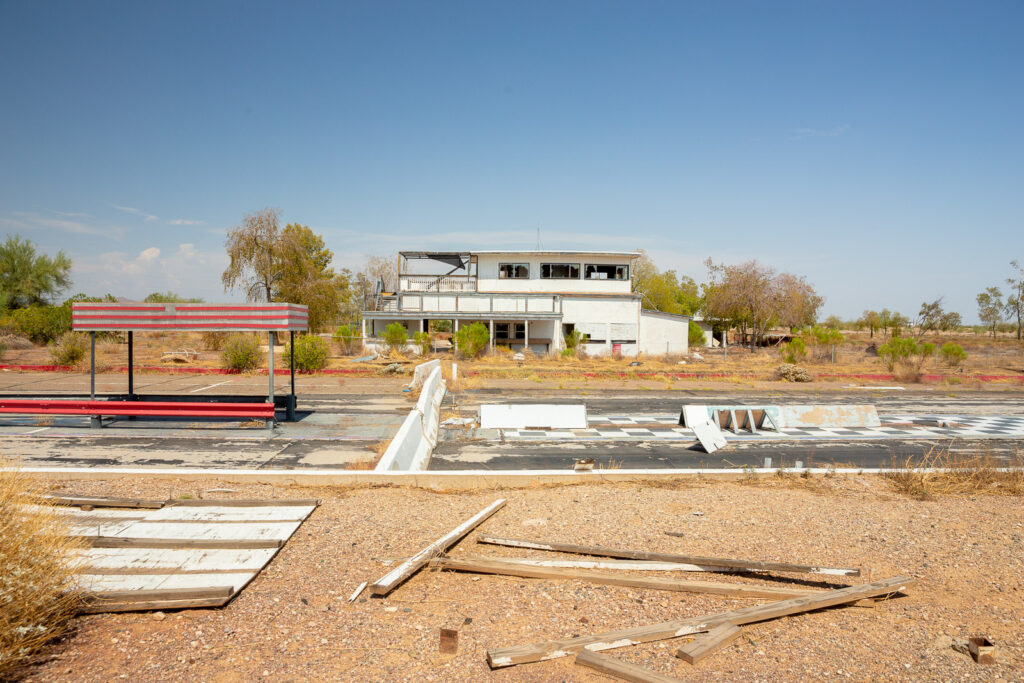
[143,506,316,522]
[106,521,303,541]
[80,547,278,572]
[681,405,727,453]
[480,404,587,430]
[79,571,257,593]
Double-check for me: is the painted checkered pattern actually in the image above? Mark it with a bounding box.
[499,414,1024,441]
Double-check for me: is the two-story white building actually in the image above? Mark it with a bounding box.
[361,250,691,357]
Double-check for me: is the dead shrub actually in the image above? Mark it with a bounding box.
[884,446,1024,499]
[0,463,84,678]
[0,334,34,351]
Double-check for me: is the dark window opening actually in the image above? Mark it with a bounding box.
[585,264,629,280]
[541,263,580,279]
[495,323,525,340]
[499,263,529,279]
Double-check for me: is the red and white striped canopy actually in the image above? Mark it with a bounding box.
[72,303,309,332]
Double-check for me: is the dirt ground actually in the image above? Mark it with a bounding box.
[20,476,1024,682]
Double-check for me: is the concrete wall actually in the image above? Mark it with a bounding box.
[560,296,641,356]
[476,253,633,295]
[375,362,446,471]
[638,310,690,356]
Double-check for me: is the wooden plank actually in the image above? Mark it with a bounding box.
[81,536,284,549]
[368,499,506,596]
[575,650,683,683]
[82,586,233,603]
[81,547,277,572]
[380,556,737,573]
[676,623,742,664]
[477,536,860,577]
[166,498,320,507]
[104,521,302,541]
[348,581,368,603]
[435,557,817,599]
[486,575,914,668]
[143,506,316,522]
[79,596,230,613]
[80,572,255,593]
[40,495,165,509]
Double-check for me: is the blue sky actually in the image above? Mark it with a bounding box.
[1,1,1021,321]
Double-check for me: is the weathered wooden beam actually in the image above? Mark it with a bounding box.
[435,557,817,599]
[40,495,165,509]
[381,556,736,572]
[486,575,914,668]
[368,499,506,596]
[477,536,860,577]
[575,650,683,682]
[166,498,320,507]
[80,536,283,550]
[676,623,742,664]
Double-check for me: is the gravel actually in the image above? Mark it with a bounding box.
[22,475,1024,681]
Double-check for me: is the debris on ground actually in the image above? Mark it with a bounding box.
[775,363,813,382]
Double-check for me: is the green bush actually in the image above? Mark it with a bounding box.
[563,328,590,351]
[49,332,86,366]
[429,319,451,333]
[455,322,490,358]
[779,337,807,364]
[878,337,935,381]
[221,334,262,371]
[381,322,409,354]
[687,321,705,348]
[200,331,229,351]
[939,342,967,367]
[284,334,329,371]
[413,330,431,355]
[333,324,359,354]
[3,305,71,344]
[560,348,575,358]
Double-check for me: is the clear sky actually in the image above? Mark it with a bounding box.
[1,1,1021,321]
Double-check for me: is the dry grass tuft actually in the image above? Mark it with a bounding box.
[0,462,84,678]
[884,446,1024,499]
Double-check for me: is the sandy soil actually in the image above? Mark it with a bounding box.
[20,476,1024,682]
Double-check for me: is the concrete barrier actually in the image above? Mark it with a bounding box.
[376,362,446,472]
[480,404,588,429]
[408,359,441,391]
[684,404,880,430]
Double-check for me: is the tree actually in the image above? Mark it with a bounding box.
[0,236,72,309]
[889,312,910,338]
[775,273,823,330]
[631,250,702,315]
[914,299,959,336]
[879,309,893,339]
[860,310,882,338]
[976,287,1003,338]
[222,207,286,303]
[274,223,353,331]
[143,291,203,303]
[703,259,821,348]
[823,315,842,330]
[1006,260,1024,340]
[222,211,353,332]
[356,254,399,312]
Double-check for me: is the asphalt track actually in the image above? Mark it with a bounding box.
[1,380,1021,471]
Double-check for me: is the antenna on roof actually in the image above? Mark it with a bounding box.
[536,226,543,251]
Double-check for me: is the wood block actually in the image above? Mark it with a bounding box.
[575,650,683,682]
[676,623,741,664]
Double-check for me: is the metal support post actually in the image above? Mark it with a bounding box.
[288,330,296,421]
[267,331,275,429]
[127,331,134,399]
[90,332,100,428]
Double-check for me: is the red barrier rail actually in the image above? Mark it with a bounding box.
[0,399,274,419]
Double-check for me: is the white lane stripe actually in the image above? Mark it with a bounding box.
[25,427,50,434]
[190,379,235,394]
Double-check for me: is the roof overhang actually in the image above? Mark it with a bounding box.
[72,303,309,332]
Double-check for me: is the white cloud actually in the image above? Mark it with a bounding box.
[138,247,161,262]
[168,219,205,226]
[5,211,107,236]
[111,204,158,222]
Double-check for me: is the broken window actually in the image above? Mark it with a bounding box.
[584,264,629,280]
[540,263,580,279]
[498,263,529,279]
[494,323,525,340]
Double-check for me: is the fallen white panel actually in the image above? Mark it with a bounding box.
[480,404,587,430]
[80,547,278,572]
[682,405,728,454]
[80,571,256,593]
[779,404,881,428]
[107,521,303,541]
[143,506,315,522]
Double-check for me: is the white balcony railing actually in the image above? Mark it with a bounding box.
[399,274,477,292]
